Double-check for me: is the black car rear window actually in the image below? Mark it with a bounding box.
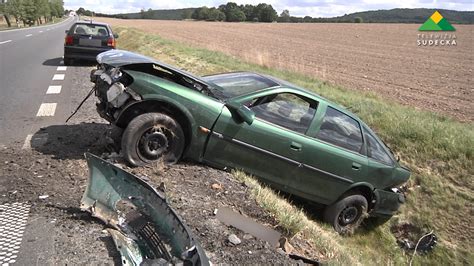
[72,24,109,37]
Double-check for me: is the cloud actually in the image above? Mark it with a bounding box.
[63,0,474,17]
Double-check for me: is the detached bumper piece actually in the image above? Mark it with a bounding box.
[372,188,405,216]
[81,153,209,266]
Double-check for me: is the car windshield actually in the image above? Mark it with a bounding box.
[203,72,279,99]
[73,24,109,37]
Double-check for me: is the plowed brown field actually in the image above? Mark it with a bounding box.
[98,18,474,121]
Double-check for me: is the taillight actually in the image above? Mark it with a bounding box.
[65,35,73,45]
[107,37,116,48]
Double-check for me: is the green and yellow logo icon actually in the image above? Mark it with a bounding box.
[419,11,455,31]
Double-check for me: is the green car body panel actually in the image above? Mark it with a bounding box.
[92,50,410,217]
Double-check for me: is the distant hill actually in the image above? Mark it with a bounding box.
[96,8,196,20]
[325,8,474,24]
[96,7,474,24]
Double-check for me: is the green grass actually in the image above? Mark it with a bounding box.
[114,26,474,265]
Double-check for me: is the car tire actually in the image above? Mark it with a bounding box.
[121,112,185,167]
[324,194,368,235]
[64,58,73,66]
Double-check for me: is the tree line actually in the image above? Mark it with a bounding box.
[0,0,64,27]
[190,2,278,22]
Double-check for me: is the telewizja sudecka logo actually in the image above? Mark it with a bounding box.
[419,11,456,31]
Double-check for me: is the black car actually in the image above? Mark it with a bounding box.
[64,21,118,65]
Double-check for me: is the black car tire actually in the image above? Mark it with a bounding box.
[121,112,185,167]
[324,194,368,235]
[64,58,73,66]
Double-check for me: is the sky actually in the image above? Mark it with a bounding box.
[64,0,474,17]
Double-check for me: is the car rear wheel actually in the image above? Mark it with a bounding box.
[121,113,185,167]
[324,194,368,235]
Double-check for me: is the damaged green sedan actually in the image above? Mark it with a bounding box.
[91,50,410,233]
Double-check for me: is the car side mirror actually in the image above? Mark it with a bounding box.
[65,30,69,34]
[113,33,119,38]
[226,101,255,125]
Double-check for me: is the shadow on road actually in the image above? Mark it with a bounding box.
[31,122,112,160]
[42,57,97,67]
[43,57,64,66]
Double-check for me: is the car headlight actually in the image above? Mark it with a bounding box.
[107,82,129,108]
[109,67,122,81]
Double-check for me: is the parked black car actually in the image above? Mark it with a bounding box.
[64,21,118,65]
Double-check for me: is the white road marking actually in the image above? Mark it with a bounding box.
[22,133,48,149]
[0,40,12,45]
[56,66,67,71]
[22,134,33,149]
[39,30,43,33]
[46,28,50,31]
[36,103,57,116]
[52,74,64,80]
[46,85,61,94]
[25,34,32,37]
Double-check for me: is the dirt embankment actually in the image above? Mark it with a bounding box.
[98,18,474,122]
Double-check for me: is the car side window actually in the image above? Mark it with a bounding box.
[316,107,363,153]
[365,131,393,165]
[249,93,317,134]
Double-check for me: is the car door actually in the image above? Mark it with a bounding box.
[203,91,317,191]
[287,105,368,204]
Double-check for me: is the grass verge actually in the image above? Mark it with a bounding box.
[113,26,473,265]
[0,16,66,32]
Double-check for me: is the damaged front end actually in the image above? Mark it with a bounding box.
[81,153,209,265]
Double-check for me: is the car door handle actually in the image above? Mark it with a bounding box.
[352,162,361,171]
[290,142,302,151]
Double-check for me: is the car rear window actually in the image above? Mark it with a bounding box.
[203,73,279,98]
[72,24,109,37]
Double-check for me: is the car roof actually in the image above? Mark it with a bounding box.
[206,71,358,118]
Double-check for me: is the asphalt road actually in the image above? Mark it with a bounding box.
[0,17,77,148]
[0,17,117,265]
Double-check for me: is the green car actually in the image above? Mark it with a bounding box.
[91,50,410,233]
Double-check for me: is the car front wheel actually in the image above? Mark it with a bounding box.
[121,112,185,167]
[324,194,368,235]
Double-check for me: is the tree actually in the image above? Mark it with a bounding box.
[5,0,26,26]
[219,2,245,22]
[279,9,290,22]
[226,8,245,22]
[255,3,277,22]
[23,0,37,26]
[303,15,312,23]
[77,7,86,16]
[240,4,256,21]
[181,9,192,20]
[0,1,11,27]
[354,16,363,23]
[207,8,225,21]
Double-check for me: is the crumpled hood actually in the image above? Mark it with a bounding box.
[96,49,213,88]
[96,49,156,66]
